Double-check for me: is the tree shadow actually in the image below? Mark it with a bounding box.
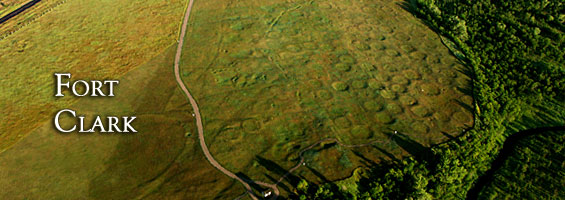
[263,173,291,195]
[305,165,330,183]
[352,150,378,168]
[371,146,400,163]
[255,156,301,186]
[454,98,474,113]
[235,172,264,196]
[384,131,434,164]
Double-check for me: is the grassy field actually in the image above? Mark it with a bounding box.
[179,0,473,195]
[0,0,185,152]
[0,45,244,199]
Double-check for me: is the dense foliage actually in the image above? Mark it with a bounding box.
[479,130,565,199]
[296,0,564,199]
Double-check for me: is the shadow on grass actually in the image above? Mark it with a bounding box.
[352,150,379,168]
[384,131,434,164]
[255,156,301,186]
[235,172,263,197]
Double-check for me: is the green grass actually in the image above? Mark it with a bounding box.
[0,0,185,151]
[179,0,474,195]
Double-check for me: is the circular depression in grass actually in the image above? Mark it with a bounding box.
[339,55,356,64]
[335,117,351,128]
[375,73,390,81]
[317,90,333,100]
[364,101,384,111]
[286,45,301,52]
[391,84,407,93]
[411,105,432,117]
[332,81,349,91]
[399,95,417,106]
[309,79,322,88]
[433,111,451,122]
[355,43,370,51]
[380,89,397,99]
[242,120,259,131]
[411,121,430,134]
[375,112,395,124]
[400,44,416,53]
[359,62,375,71]
[386,103,403,114]
[392,76,410,85]
[437,77,452,85]
[351,125,372,139]
[352,80,367,89]
[335,63,352,72]
[403,69,421,80]
[303,42,317,50]
[452,111,472,124]
[385,49,400,57]
[409,51,426,60]
[421,83,441,96]
[368,80,384,89]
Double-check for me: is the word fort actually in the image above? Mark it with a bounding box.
[53,73,137,133]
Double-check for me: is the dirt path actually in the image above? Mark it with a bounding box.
[173,0,276,199]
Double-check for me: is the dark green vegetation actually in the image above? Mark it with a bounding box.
[297,0,564,199]
[477,129,564,199]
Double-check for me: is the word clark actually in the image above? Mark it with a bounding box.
[53,73,137,133]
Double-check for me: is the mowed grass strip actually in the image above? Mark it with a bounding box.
[0,0,185,152]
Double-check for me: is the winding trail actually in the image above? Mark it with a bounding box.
[173,0,385,199]
[173,0,276,199]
